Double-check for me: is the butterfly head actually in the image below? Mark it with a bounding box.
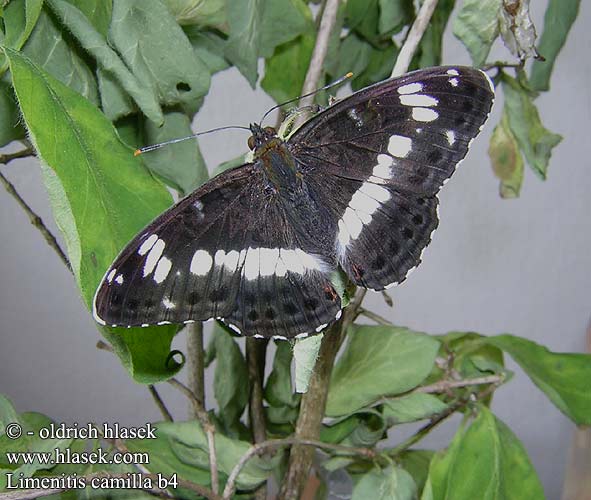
[248,123,278,151]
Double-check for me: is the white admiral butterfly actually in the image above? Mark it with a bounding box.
[93,66,494,339]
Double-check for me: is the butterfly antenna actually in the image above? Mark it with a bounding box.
[259,72,353,126]
[134,125,251,156]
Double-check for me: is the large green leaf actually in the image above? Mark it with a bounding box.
[530,0,580,91]
[163,0,227,30]
[378,0,413,35]
[422,407,543,500]
[453,0,501,67]
[486,334,591,425]
[213,325,249,432]
[326,325,440,416]
[262,32,315,104]
[109,0,210,109]
[46,0,164,124]
[258,0,311,57]
[398,450,434,495]
[66,0,112,36]
[21,6,99,104]
[352,466,417,500]
[184,27,230,75]
[142,110,208,195]
[6,49,181,383]
[488,109,524,198]
[501,74,562,179]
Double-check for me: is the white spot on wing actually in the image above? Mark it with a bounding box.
[412,107,438,122]
[115,274,124,285]
[214,250,226,266]
[138,234,158,256]
[154,257,172,284]
[162,297,175,309]
[190,249,213,276]
[342,207,363,240]
[279,249,304,275]
[372,154,393,179]
[143,239,165,277]
[447,69,459,76]
[397,82,423,94]
[449,77,459,87]
[244,247,260,280]
[360,182,391,203]
[446,130,456,146]
[399,94,438,107]
[107,269,117,283]
[259,248,279,276]
[388,135,412,158]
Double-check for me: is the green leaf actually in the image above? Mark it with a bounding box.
[423,406,543,500]
[320,415,361,444]
[294,333,323,393]
[452,0,502,67]
[142,110,208,195]
[485,334,591,425]
[224,0,263,86]
[352,466,417,500]
[351,42,397,91]
[501,74,562,179]
[382,393,448,425]
[163,0,227,30]
[0,81,26,146]
[332,32,373,85]
[45,0,163,124]
[530,0,580,91]
[326,325,440,417]
[184,27,230,75]
[398,450,434,495]
[258,0,312,57]
[66,0,112,36]
[265,341,299,408]
[109,0,211,108]
[343,412,386,447]
[7,49,181,383]
[262,33,315,104]
[21,6,99,104]
[488,109,524,198]
[417,0,454,67]
[378,0,413,35]
[213,324,249,431]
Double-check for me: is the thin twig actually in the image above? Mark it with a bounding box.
[0,168,71,271]
[414,374,505,394]
[358,307,391,325]
[223,437,375,499]
[0,472,222,500]
[148,385,173,422]
[391,0,440,77]
[0,147,34,164]
[480,61,523,71]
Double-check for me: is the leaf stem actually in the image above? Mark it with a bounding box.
[358,307,392,325]
[148,385,173,422]
[391,0,440,77]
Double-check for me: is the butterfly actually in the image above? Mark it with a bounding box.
[93,66,494,340]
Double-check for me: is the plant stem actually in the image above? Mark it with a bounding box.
[0,167,71,272]
[223,436,375,499]
[391,0,440,77]
[358,307,392,325]
[185,322,205,418]
[148,385,173,422]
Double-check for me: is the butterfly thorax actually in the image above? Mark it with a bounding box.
[249,123,300,196]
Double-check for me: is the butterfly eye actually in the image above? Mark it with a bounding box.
[247,135,256,150]
[264,126,276,136]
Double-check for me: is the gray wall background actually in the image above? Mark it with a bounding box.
[1,2,589,498]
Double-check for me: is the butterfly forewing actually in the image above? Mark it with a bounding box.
[93,66,494,336]
[289,66,494,289]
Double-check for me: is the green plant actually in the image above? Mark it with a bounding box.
[0,0,587,499]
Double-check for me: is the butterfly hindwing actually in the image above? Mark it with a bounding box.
[93,163,341,338]
[289,66,494,289]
